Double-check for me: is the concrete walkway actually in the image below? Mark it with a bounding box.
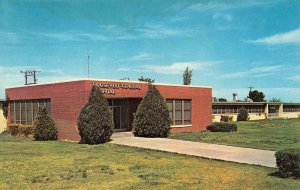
[110,132,276,168]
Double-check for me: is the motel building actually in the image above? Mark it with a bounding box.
[5,79,212,140]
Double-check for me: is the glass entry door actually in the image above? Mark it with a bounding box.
[112,106,121,130]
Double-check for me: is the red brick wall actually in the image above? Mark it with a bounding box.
[6,80,212,140]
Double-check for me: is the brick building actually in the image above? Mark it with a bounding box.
[6,79,212,140]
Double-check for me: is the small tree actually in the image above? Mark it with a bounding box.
[77,86,113,144]
[183,67,192,85]
[218,98,227,102]
[33,106,57,141]
[248,90,265,102]
[133,85,171,137]
[138,76,155,83]
[237,107,249,121]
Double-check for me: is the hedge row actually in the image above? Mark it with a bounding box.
[8,124,33,137]
[275,148,300,178]
[207,123,237,132]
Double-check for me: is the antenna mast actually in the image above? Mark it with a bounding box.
[20,70,41,85]
[248,86,254,92]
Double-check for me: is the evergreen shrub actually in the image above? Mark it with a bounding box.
[77,86,113,144]
[133,85,171,137]
[237,107,249,121]
[33,106,57,141]
[207,123,237,132]
[275,148,300,178]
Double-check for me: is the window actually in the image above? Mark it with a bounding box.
[167,99,191,126]
[283,105,300,112]
[212,105,264,114]
[9,99,51,125]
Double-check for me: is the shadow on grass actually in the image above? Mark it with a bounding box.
[268,171,300,180]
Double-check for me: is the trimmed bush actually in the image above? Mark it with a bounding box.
[220,115,233,122]
[33,106,57,141]
[77,85,113,144]
[19,125,33,137]
[275,148,300,178]
[237,107,249,121]
[8,124,34,137]
[133,85,171,137]
[8,124,19,136]
[207,123,237,132]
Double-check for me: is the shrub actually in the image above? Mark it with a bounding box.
[7,124,33,137]
[275,148,300,178]
[237,107,249,121]
[18,125,33,137]
[220,115,233,122]
[33,106,57,141]
[8,124,19,136]
[207,123,237,132]
[133,85,171,137]
[77,85,113,144]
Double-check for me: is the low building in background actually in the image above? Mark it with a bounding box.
[212,102,300,122]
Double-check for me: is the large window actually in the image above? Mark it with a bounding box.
[9,99,51,125]
[167,99,191,126]
[212,105,264,114]
[283,105,300,112]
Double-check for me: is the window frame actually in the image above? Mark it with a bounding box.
[166,99,192,128]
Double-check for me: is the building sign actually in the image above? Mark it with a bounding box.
[93,82,141,95]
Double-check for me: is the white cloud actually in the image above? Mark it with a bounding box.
[213,13,233,21]
[286,75,300,81]
[189,1,276,11]
[246,28,300,45]
[219,65,283,79]
[137,61,219,74]
[129,53,155,61]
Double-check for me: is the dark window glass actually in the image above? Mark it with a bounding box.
[21,101,26,124]
[10,102,15,123]
[46,99,51,115]
[184,100,191,125]
[33,100,39,119]
[166,100,173,124]
[26,101,32,125]
[175,100,182,125]
[15,101,21,124]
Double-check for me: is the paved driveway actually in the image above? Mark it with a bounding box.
[110,132,276,168]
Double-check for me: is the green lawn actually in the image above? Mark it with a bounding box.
[1,135,300,189]
[169,118,300,151]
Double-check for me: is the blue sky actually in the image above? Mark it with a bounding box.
[0,0,299,102]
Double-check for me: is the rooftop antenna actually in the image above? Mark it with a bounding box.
[248,86,254,92]
[20,70,41,85]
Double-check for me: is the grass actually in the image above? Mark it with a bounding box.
[169,118,300,151]
[0,134,300,189]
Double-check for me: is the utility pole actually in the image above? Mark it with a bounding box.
[20,70,41,85]
[248,86,254,92]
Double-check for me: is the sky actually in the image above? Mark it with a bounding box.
[0,0,299,102]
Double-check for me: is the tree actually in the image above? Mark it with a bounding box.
[77,85,113,144]
[269,97,281,102]
[133,85,171,137]
[237,107,249,121]
[33,106,57,141]
[138,76,155,83]
[218,98,227,102]
[183,67,192,85]
[248,90,265,102]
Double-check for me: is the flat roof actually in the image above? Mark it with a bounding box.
[6,78,212,89]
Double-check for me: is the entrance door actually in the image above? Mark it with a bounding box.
[112,106,121,130]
